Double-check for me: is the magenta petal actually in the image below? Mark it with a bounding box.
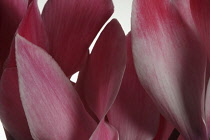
[206,79,210,137]
[173,0,196,32]
[42,0,114,77]
[0,68,32,140]
[5,0,49,68]
[190,0,210,59]
[107,33,159,140]
[76,19,126,120]
[15,35,96,140]
[0,0,27,76]
[132,0,208,139]
[0,2,49,139]
[154,116,176,140]
[90,119,119,140]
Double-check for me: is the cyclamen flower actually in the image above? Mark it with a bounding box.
[0,0,210,140]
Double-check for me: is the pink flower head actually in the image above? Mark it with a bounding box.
[0,0,210,139]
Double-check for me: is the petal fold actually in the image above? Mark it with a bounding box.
[76,19,126,120]
[16,35,96,140]
[132,0,208,139]
[0,1,45,139]
[107,33,159,140]
[89,119,119,140]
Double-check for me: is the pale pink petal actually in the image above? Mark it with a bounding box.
[5,0,49,68]
[190,0,210,59]
[42,0,114,77]
[76,19,126,120]
[132,0,208,139]
[0,68,32,140]
[107,33,159,140]
[0,0,27,76]
[90,119,119,140]
[15,35,96,140]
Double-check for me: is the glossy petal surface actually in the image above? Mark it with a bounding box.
[16,35,96,140]
[108,33,159,140]
[90,119,119,140]
[42,0,114,76]
[76,19,126,120]
[132,0,208,139]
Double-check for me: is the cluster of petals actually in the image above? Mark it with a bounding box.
[0,0,210,140]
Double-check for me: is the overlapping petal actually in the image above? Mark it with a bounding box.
[5,0,49,68]
[90,119,119,140]
[107,33,159,140]
[76,19,126,120]
[16,35,97,140]
[190,0,210,59]
[0,68,32,140]
[132,0,208,139]
[42,0,114,77]
[0,0,28,76]
[154,115,176,140]
[0,1,48,139]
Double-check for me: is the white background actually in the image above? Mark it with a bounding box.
[0,0,132,139]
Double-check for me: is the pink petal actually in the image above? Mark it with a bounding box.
[132,0,208,139]
[206,78,210,137]
[154,115,176,140]
[172,0,196,32]
[16,34,96,140]
[0,68,32,140]
[190,0,210,59]
[75,19,126,120]
[42,0,114,77]
[0,0,27,76]
[90,119,119,140]
[5,0,49,68]
[0,1,46,139]
[107,33,159,140]
[178,135,186,140]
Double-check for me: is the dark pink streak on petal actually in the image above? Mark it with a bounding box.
[42,0,114,77]
[190,0,210,60]
[5,0,49,68]
[0,68,32,140]
[107,33,159,140]
[76,19,126,120]
[0,0,27,76]
[16,35,96,140]
[132,0,208,139]
[90,119,119,140]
